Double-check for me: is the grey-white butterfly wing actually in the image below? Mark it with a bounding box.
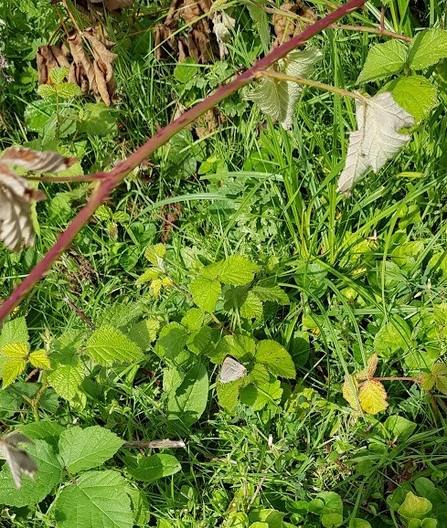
[219,356,247,384]
[0,434,38,488]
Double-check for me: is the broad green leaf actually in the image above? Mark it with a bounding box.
[357,40,408,83]
[337,92,414,196]
[144,243,166,265]
[0,389,22,418]
[342,374,361,412]
[314,492,343,528]
[24,99,56,132]
[220,255,259,285]
[182,308,209,331]
[186,325,212,354]
[37,84,56,98]
[384,415,416,441]
[210,334,256,364]
[217,379,243,411]
[240,291,263,320]
[86,325,143,366]
[398,491,432,519]
[384,76,437,123]
[0,440,63,507]
[0,317,29,349]
[127,319,159,351]
[155,322,189,360]
[374,317,411,358]
[54,470,133,528]
[190,276,221,312]
[166,363,209,426]
[78,103,118,136]
[256,340,296,378]
[1,342,28,359]
[128,454,181,482]
[174,58,199,83]
[358,379,388,415]
[59,426,124,474]
[48,347,84,402]
[56,82,82,99]
[353,520,372,528]
[18,421,64,450]
[251,285,289,305]
[127,486,150,526]
[3,358,27,387]
[240,379,282,410]
[29,349,51,369]
[49,66,69,84]
[246,49,322,129]
[409,28,447,70]
[391,241,425,270]
[414,477,447,504]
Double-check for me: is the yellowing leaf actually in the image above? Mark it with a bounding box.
[342,374,361,412]
[3,358,27,387]
[356,353,379,381]
[421,363,447,393]
[29,349,51,369]
[358,379,388,415]
[136,268,160,285]
[337,92,415,196]
[1,342,28,360]
[144,244,166,265]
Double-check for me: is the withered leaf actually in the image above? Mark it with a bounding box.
[0,147,76,252]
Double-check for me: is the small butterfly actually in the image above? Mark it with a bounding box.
[219,355,247,384]
[0,432,38,488]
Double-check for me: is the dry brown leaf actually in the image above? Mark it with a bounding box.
[0,148,77,252]
[272,1,317,47]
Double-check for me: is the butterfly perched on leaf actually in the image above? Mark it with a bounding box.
[0,432,38,488]
[0,147,76,252]
[219,355,247,384]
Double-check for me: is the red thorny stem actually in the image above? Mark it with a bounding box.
[0,0,367,323]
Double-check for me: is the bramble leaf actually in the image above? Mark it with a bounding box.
[409,28,447,70]
[337,92,414,196]
[357,40,407,83]
[358,379,388,415]
[29,349,51,369]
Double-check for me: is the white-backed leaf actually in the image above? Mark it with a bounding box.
[219,355,247,383]
[0,163,46,251]
[0,147,76,173]
[0,433,38,488]
[337,92,415,196]
[246,49,322,129]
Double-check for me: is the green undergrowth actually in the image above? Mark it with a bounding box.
[1,0,447,527]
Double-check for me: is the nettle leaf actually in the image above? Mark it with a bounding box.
[358,379,388,415]
[357,40,408,83]
[86,325,143,366]
[409,28,447,70]
[128,454,181,482]
[29,349,51,369]
[54,470,133,528]
[256,340,296,378]
[0,440,63,507]
[190,276,221,312]
[336,92,415,196]
[166,363,209,427]
[59,426,124,474]
[246,48,322,129]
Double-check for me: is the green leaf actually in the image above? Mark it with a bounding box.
[78,103,118,137]
[24,99,56,132]
[86,325,143,366]
[256,340,296,378]
[49,66,69,84]
[409,28,447,70]
[315,491,343,528]
[240,379,282,410]
[245,0,270,54]
[190,276,221,312]
[55,470,133,528]
[0,317,29,349]
[219,255,260,286]
[166,363,209,426]
[2,358,27,387]
[127,486,150,526]
[48,347,84,402]
[174,58,199,83]
[29,349,51,369]
[56,82,82,99]
[18,421,64,450]
[210,334,256,364]
[398,492,432,519]
[374,317,411,358]
[37,84,56,98]
[127,319,159,351]
[251,285,289,305]
[0,440,63,507]
[352,520,372,528]
[144,243,166,265]
[217,379,243,411]
[1,342,28,359]
[384,415,416,441]
[357,40,408,83]
[240,291,264,320]
[155,322,189,360]
[384,76,437,123]
[182,308,209,331]
[128,454,181,482]
[59,426,124,474]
